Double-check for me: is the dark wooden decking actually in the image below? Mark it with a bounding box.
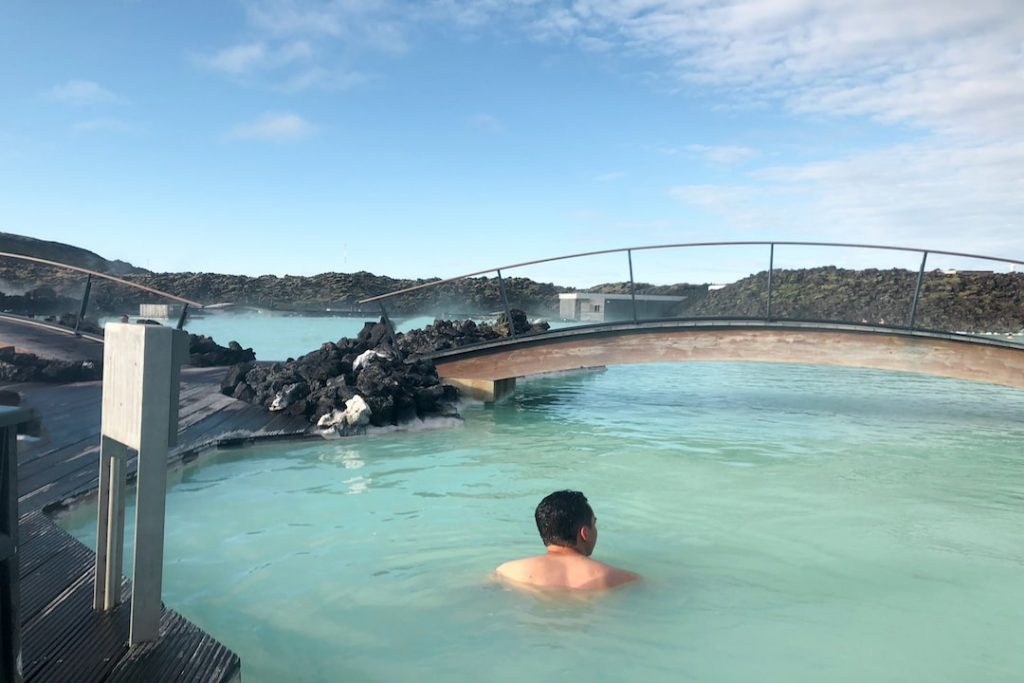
[14,367,312,513]
[2,320,314,682]
[18,510,239,682]
[0,313,104,363]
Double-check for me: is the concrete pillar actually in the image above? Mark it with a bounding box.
[95,323,188,645]
[442,377,516,402]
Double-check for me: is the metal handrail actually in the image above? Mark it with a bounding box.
[357,241,1024,304]
[0,250,204,332]
[0,251,204,308]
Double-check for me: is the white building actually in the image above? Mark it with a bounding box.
[558,292,689,322]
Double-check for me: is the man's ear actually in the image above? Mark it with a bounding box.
[579,525,589,542]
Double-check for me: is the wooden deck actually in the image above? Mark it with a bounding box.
[18,510,240,682]
[2,319,314,682]
[0,313,104,362]
[14,367,312,513]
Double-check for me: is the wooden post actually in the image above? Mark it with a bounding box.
[95,324,187,645]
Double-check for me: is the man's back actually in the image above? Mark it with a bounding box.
[496,553,638,590]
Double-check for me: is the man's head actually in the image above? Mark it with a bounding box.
[535,490,597,556]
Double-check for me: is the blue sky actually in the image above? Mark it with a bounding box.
[2,1,1022,285]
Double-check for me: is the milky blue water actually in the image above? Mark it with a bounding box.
[58,353,1024,682]
[103,311,439,361]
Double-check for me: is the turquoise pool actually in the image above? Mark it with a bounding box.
[58,362,1024,682]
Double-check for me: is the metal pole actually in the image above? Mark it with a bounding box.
[175,303,190,330]
[74,274,92,335]
[627,249,638,324]
[766,243,775,321]
[908,251,928,329]
[496,269,517,339]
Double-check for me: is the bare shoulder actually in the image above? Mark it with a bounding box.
[590,560,640,588]
[495,557,535,580]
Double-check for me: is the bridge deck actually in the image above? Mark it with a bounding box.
[430,320,1024,390]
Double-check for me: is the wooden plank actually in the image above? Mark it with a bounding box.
[105,610,240,683]
[18,510,52,544]
[18,437,99,486]
[20,536,93,622]
[17,512,237,682]
[19,460,100,513]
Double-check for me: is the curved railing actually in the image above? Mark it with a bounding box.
[0,251,204,332]
[359,241,1024,340]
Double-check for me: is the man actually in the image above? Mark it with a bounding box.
[495,490,639,590]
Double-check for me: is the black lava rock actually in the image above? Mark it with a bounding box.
[189,334,256,367]
[0,346,102,383]
[220,319,460,430]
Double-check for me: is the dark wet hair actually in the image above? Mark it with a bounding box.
[535,490,594,547]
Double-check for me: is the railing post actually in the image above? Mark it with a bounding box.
[496,269,517,339]
[627,249,638,324]
[766,243,775,322]
[74,274,92,336]
[908,251,928,330]
[175,303,190,330]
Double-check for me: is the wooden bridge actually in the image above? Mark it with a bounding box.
[425,320,1024,400]
[359,241,1024,400]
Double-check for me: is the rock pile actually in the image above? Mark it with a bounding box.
[396,311,549,356]
[188,334,255,367]
[0,346,101,383]
[220,321,459,435]
[220,309,550,436]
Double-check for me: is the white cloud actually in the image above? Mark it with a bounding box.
[688,144,758,164]
[531,0,1024,139]
[47,80,121,106]
[245,0,409,53]
[228,112,317,141]
[516,0,1024,256]
[671,139,1024,254]
[282,66,369,92]
[198,1,1024,256]
[199,43,269,74]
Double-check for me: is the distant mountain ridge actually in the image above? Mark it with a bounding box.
[0,232,148,276]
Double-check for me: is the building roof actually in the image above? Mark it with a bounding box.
[558,292,687,302]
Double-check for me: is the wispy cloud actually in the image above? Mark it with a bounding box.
[228,112,317,141]
[515,0,1024,255]
[245,0,409,53]
[197,1,1024,255]
[594,171,625,182]
[671,139,1024,252]
[195,0,410,91]
[524,1,1024,139]
[47,80,122,106]
[198,42,270,75]
[281,66,368,92]
[467,113,505,133]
